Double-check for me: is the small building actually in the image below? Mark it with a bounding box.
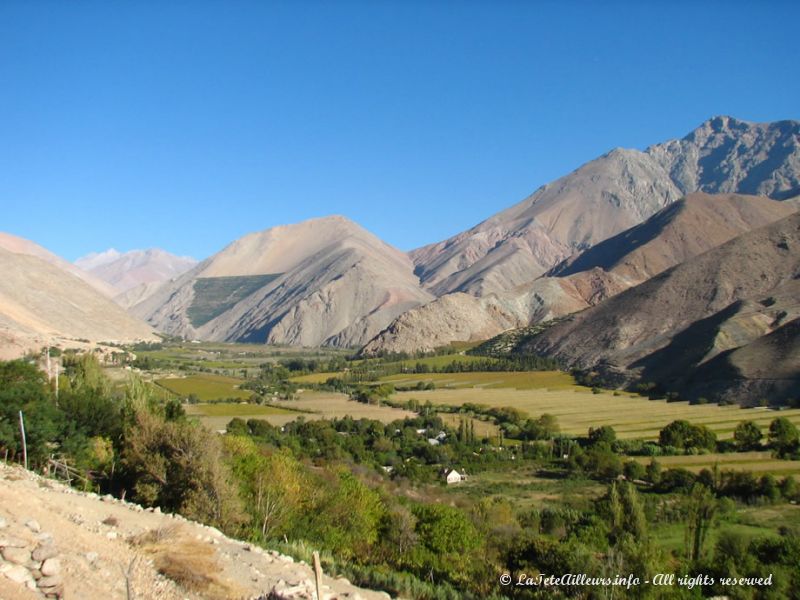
[427,438,440,446]
[445,469,466,484]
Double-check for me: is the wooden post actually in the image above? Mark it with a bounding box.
[19,411,27,470]
[312,551,323,600]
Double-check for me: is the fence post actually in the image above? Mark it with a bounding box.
[19,410,27,470]
[312,551,323,600]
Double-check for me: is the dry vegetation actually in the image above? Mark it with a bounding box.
[131,525,241,600]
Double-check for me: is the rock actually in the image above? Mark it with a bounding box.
[1,546,31,565]
[85,551,98,564]
[30,568,42,580]
[24,519,41,533]
[32,544,58,561]
[26,579,38,591]
[106,531,118,540]
[36,532,54,544]
[37,574,63,589]
[41,558,60,576]
[0,535,28,548]
[3,564,32,584]
[0,517,7,529]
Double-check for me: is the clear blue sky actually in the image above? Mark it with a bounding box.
[1,1,798,261]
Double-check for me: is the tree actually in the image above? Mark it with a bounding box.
[588,425,616,446]
[769,418,799,456]
[684,484,717,563]
[733,420,762,451]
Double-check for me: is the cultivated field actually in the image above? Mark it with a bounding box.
[185,402,302,431]
[155,373,253,401]
[389,374,800,441]
[381,370,576,390]
[186,391,415,431]
[631,451,800,477]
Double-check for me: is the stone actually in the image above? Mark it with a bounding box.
[32,544,58,561]
[85,551,99,564]
[106,531,118,540]
[30,568,42,580]
[37,574,63,589]
[41,558,61,576]
[24,519,41,533]
[0,535,27,548]
[1,546,31,565]
[4,564,32,584]
[26,579,37,591]
[0,517,7,529]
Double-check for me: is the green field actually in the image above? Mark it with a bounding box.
[187,274,281,327]
[382,370,577,390]
[390,376,800,441]
[184,391,415,431]
[632,451,800,477]
[155,374,253,401]
[185,402,302,431]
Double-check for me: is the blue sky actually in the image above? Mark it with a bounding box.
[1,1,798,261]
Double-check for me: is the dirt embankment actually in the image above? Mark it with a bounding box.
[0,464,389,600]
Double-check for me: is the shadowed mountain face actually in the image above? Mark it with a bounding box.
[412,116,800,297]
[361,193,796,356]
[516,212,800,405]
[132,216,434,348]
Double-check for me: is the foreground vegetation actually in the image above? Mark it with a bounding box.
[2,345,799,599]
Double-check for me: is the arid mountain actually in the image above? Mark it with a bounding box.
[362,193,796,355]
[412,116,800,297]
[0,243,157,358]
[132,216,434,347]
[516,212,800,405]
[76,248,197,293]
[0,232,118,298]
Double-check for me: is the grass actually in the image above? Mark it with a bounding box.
[631,452,800,476]
[388,375,800,441]
[132,525,243,599]
[382,370,577,390]
[437,413,499,439]
[185,391,416,431]
[155,373,252,401]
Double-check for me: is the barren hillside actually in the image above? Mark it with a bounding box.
[132,216,434,347]
[0,463,388,600]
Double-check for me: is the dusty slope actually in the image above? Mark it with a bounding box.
[0,233,117,298]
[0,247,156,358]
[362,193,794,355]
[518,212,800,404]
[132,216,434,347]
[549,192,796,282]
[0,464,387,600]
[412,116,800,297]
[76,248,197,293]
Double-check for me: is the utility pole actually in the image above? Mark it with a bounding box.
[18,411,27,470]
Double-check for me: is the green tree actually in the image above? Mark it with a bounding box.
[769,417,799,456]
[732,420,762,451]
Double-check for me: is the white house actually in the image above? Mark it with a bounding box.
[445,469,465,484]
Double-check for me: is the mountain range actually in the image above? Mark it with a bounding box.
[1,115,798,403]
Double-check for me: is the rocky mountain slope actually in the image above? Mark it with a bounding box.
[0,463,386,600]
[412,116,800,297]
[516,212,800,404]
[131,216,434,347]
[76,248,197,294]
[0,242,157,359]
[0,233,117,298]
[361,192,796,355]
